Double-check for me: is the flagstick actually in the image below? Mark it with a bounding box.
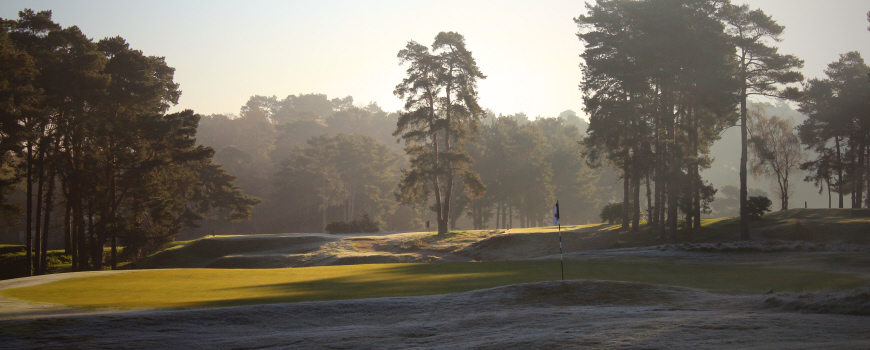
[558,223,563,281]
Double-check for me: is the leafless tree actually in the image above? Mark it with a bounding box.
[748,105,806,210]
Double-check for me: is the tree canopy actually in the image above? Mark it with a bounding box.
[0,9,259,274]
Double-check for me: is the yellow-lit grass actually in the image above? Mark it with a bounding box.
[3,259,866,309]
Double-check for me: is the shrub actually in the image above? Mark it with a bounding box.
[354,214,380,233]
[0,252,28,280]
[325,220,354,234]
[748,196,772,218]
[0,245,25,254]
[325,214,380,234]
[0,250,72,280]
[600,202,624,225]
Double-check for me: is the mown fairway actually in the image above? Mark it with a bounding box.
[3,258,867,309]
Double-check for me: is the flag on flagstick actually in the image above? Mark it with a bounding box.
[554,201,563,281]
[553,201,560,225]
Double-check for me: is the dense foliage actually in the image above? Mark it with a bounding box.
[0,10,259,275]
[599,202,624,225]
[796,52,870,210]
[325,214,380,234]
[576,0,803,241]
[747,196,773,218]
[463,115,606,229]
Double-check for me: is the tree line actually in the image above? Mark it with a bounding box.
[189,91,610,236]
[0,10,258,276]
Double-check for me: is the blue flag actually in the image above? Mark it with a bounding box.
[553,201,560,225]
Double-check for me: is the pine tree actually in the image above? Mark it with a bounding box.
[393,32,486,235]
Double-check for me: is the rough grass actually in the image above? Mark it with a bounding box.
[765,208,858,219]
[3,258,865,309]
[764,286,870,315]
[128,209,870,271]
[762,218,870,244]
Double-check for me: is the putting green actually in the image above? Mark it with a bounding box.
[3,259,866,309]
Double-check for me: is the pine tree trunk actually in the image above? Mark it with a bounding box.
[33,146,45,275]
[827,180,832,209]
[739,88,749,240]
[25,143,33,276]
[856,140,865,208]
[40,168,56,275]
[865,142,870,208]
[109,156,117,270]
[652,158,660,228]
[666,88,678,242]
[836,136,844,208]
[509,205,513,229]
[88,203,97,270]
[64,192,71,255]
[658,163,667,241]
[622,158,630,230]
[692,107,701,231]
[645,171,652,228]
[631,158,640,231]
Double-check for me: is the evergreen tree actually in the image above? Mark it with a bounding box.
[393,32,486,235]
[719,3,803,240]
[797,52,870,209]
[577,0,737,240]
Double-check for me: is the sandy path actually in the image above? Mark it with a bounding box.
[2,280,868,349]
[0,270,142,320]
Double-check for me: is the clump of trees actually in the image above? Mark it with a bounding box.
[0,10,259,275]
[462,115,606,229]
[193,95,419,235]
[797,52,870,209]
[576,0,803,241]
[270,133,403,233]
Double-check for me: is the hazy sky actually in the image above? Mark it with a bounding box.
[2,1,868,119]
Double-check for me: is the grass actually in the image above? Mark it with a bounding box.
[560,216,785,250]
[762,217,870,244]
[135,234,336,269]
[506,224,598,234]
[3,258,866,309]
[765,208,859,219]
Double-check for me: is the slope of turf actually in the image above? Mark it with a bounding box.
[3,259,866,309]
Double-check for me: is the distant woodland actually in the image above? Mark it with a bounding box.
[192,94,609,237]
[1,2,869,275]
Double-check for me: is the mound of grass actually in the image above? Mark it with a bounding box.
[762,218,870,244]
[136,235,334,269]
[765,208,856,219]
[764,286,870,315]
[3,259,865,309]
